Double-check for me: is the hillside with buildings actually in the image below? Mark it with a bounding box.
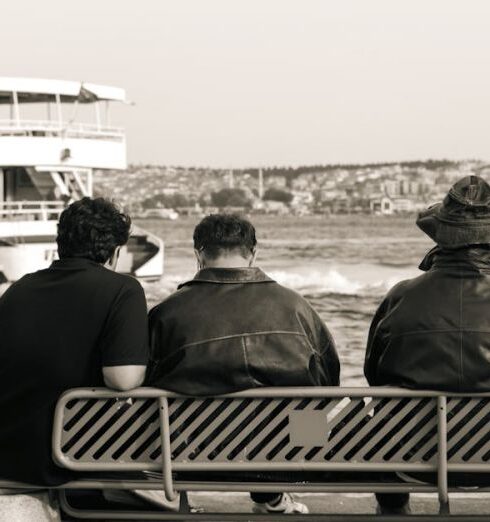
[94,159,488,217]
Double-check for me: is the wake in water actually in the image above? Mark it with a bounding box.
[143,263,421,307]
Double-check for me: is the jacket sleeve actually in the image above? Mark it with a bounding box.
[145,304,164,385]
[364,296,391,385]
[313,311,340,386]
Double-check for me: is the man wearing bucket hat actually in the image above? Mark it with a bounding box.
[365,175,490,514]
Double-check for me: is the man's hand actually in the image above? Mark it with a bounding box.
[103,365,146,391]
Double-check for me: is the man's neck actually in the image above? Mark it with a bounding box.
[202,256,252,269]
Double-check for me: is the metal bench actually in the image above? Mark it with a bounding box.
[9,386,490,520]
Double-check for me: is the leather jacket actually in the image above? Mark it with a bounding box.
[146,267,340,394]
[365,247,490,391]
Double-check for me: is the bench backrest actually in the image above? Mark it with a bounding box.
[52,387,490,474]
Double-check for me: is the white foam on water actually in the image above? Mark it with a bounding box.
[269,269,364,295]
[143,263,421,303]
[268,263,420,296]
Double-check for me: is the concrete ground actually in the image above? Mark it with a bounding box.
[190,492,490,516]
[0,491,60,522]
[3,491,490,521]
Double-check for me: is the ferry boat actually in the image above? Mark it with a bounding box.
[0,77,163,282]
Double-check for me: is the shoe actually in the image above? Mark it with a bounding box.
[375,503,411,515]
[253,493,309,514]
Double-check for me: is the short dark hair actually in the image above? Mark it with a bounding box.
[193,214,257,259]
[57,197,131,263]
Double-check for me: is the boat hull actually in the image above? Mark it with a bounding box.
[0,221,163,282]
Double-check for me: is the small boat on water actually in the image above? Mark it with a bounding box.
[0,77,164,282]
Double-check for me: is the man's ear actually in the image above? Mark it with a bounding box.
[194,248,204,270]
[249,248,258,267]
[105,246,121,271]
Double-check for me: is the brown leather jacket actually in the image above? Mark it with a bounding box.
[146,267,340,394]
[365,247,490,391]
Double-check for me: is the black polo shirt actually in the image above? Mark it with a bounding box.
[0,258,148,485]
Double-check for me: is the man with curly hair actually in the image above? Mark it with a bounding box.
[0,197,148,487]
[146,213,339,515]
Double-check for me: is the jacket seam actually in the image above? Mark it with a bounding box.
[241,337,262,386]
[180,279,274,287]
[179,330,308,350]
[459,272,464,391]
[390,328,490,339]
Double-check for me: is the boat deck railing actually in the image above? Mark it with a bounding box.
[0,201,65,220]
[0,119,124,141]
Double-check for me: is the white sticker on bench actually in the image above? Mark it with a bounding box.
[289,410,329,446]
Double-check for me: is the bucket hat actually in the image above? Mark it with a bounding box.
[416,175,490,248]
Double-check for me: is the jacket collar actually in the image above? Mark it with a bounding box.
[178,267,274,288]
[419,246,490,273]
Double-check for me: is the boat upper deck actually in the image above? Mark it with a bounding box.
[0,119,124,141]
[0,77,126,104]
[0,77,128,170]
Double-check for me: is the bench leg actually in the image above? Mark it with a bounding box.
[439,498,450,515]
[179,491,190,513]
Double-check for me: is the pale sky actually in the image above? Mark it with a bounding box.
[2,0,490,167]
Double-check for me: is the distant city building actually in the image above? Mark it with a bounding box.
[370,196,393,215]
[93,160,486,218]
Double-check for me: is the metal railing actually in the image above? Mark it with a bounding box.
[0,119,124,141]
[49,386,490,519]
[0,200,65,220]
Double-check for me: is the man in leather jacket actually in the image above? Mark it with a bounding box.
[146,213,340,515]
[365,175,490,514]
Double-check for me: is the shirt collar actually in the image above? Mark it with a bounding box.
[178,267,274,288]
[50,257,104,270]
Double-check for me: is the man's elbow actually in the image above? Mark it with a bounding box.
[102,365,146,391]
[109,379,143,392]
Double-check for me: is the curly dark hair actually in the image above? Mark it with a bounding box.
[193,213,257,259]
[57,197,131,263]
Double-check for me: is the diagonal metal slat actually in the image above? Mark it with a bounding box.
[216,399,292,462]
[400,418,439,462]
[446,399,490,462]
[463,408,490,464]
[323,397,391,461]
[320,398,373,455]
[168,398,215,446]
[337,398,434,462]
[464,434,490,463]
[107,403,160,461]
[62,399,120,457]
[242,410,292,461]
[228,398,297,461]
[358,399,431,463]
[172,399,236,460]
[383,399,437,462]
[85,399,154,460]
[197,399,264,462]
[331,397,386,460]
[420,401,487,461]
[446,398,481,431]
[170,400,258,461]
[73,400,139,459]
[62,399,98,432]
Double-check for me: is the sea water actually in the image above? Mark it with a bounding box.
[139,215,433,386]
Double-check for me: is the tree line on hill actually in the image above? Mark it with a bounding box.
[141,187,294,209]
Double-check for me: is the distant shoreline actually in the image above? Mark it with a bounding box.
[135,214,427,243]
